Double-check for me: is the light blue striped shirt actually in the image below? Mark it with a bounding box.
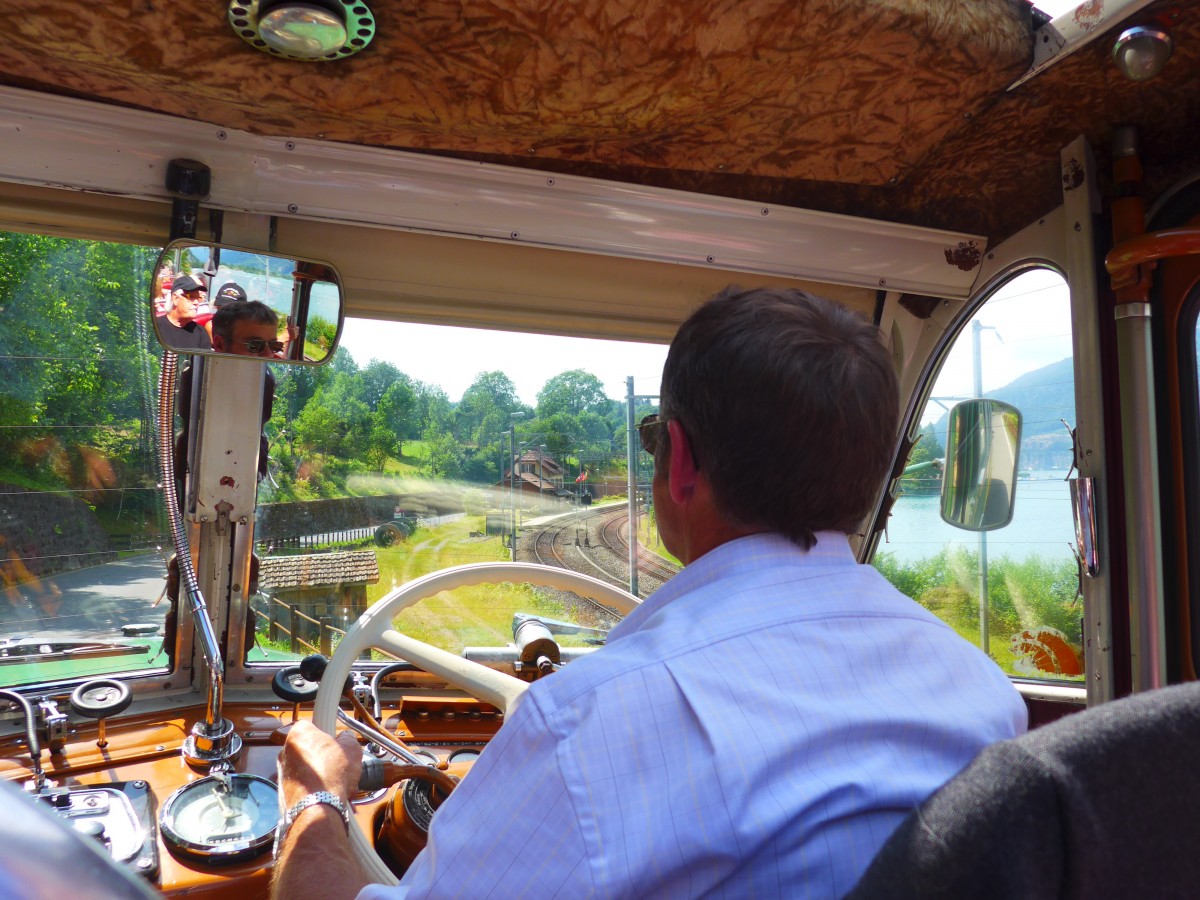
[362,532,1026,899]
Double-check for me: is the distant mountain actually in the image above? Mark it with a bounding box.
[933,356,1076,470]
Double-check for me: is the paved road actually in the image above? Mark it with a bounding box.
[1,553,168,643]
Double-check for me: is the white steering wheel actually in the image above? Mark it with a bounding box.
[311,561,641,885]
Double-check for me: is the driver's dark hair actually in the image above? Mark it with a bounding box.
[211,300,278,341]
[659,286,898,549]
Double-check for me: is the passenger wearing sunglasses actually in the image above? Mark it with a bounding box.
[158,274,213,351]
[276,287,1026,900]
[211,299,285,358]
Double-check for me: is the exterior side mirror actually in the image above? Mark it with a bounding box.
[152,240,343,365]
[940,399,1022,532]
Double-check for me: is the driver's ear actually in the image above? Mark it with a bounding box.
[666,419,698,505]
[211,334,226,352]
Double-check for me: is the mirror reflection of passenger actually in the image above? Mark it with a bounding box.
[158,274,213,351]
[153,263,174,317]
[211,299,285,359]
[194,281,247,342]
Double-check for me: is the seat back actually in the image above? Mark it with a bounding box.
[846,681,1200,900]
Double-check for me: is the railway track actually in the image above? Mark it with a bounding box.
[524,505,680,600]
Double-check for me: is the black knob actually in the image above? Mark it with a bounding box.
[69,679,133,719]
[299,654,329,682]
[271,666,320,704]
[49,791,72,809]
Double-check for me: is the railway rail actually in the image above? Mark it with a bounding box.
[525,505,680,600]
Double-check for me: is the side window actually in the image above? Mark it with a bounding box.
[875,269,1083,681]
[0,230,169,686]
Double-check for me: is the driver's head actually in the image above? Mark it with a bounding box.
[654,286,898,549]
[211,300,281,358]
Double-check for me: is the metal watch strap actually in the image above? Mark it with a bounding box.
[273,791,352,858]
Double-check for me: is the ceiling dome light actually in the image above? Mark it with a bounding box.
[1112,26,1173,81]
[227,0,375,62]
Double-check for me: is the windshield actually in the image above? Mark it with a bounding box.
[0,228,677,686]
[249,320,672,663]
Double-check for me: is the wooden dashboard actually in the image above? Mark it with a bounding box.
[0,695,501,898]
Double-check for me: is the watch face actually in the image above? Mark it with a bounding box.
[160,774,280,862]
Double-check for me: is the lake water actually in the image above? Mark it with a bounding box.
[878,472,1076,565]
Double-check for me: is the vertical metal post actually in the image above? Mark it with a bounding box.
[1060,137,1114,705]
[626,376,639,597]
[1108,127,1166,693]
[972,321,989,655]
[289,605,300,655]
[319,617,332,656]
[1116,302,1166,691]
[509,425,517,561]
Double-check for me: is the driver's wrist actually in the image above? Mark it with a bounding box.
[275,791,353,859]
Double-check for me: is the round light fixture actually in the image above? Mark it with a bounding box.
[1112,26,1173,82]
[228,0,375,61]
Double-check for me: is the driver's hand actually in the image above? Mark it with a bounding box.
[278,720,362,808]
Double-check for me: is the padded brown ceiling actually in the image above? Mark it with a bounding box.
[1,0,1197,244]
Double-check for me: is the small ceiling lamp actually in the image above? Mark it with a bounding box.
[228,0,375,61]
[1112,26,1173,81]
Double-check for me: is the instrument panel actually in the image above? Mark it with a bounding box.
[0,697,499,898]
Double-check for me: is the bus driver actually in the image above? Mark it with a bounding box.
[273,287,1027,899]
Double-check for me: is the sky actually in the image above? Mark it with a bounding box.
[930,268,1072,403]
[338,319,670,405]
[337,269,1072,412]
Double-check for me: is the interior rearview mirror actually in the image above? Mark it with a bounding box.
[940,398,1022,532]
[151,240,343,365]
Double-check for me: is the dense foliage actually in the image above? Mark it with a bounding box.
[874,548,1082,677]
[0,232,648,517]
[0,232,160,531]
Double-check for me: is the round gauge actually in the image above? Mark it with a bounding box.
[160,774,279,862]
[447,749,480,764]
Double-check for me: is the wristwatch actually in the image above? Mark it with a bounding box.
[273,791,352,858]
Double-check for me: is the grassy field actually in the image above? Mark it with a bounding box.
[367,515,585,653]
[638,508,681,566]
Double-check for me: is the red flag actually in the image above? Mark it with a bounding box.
[575,469,588,483]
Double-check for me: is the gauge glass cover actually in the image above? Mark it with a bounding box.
[160,774,280,861]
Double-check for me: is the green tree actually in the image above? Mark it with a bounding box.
[422,426,463,479]
[536,369,609,419]
[456,371,518,441]
[376,380,416,454]
[412,380,453,435]
[293,402,341,456]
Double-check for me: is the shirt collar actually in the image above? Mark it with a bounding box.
[608,530,855,642]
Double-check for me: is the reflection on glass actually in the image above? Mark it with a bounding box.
[0,230,169,687]
[152,242,342,364]
[247,320,670,663]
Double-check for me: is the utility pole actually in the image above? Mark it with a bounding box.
[508,412,525,561]
[973,320,1001,656]
[626,377,638,597]
[625,378,661,598]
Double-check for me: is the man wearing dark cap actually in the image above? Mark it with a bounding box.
[196,281,249,340]
[158,274,212,351]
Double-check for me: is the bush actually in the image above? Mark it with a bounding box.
[875,548,1082,674]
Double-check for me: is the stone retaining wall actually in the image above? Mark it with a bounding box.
[0,483,116,578]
